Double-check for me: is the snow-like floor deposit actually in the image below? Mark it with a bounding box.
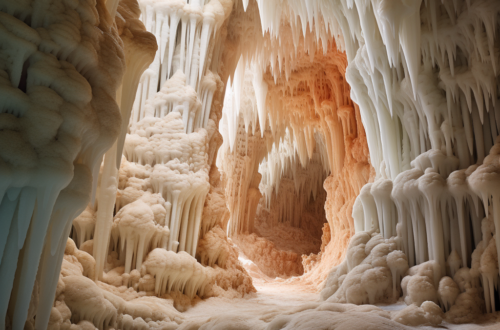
[178,251,500,330]
[183,253,319,321]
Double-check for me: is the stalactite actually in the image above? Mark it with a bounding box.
[301,0,500,321]
[224,0,500,324]
[70,0,255,306]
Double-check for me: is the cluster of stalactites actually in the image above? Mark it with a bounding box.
[334,0,500,314]
[224,0,353,169]
[228,0,345,87]
[239,0,499,182]
[258,132,327,230]
[220,60,274,153]
[259,129,327,204]
[132,0,233,132]
[248,0,343,54]
[221,60,341,176]
[335,0,500,180]
[123,111,212,256]
[354,141,500,313]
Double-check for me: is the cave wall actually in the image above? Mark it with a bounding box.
[73,0,255,309]
[0,0,150,328]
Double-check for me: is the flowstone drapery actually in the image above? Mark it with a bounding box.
[0,0,134,328]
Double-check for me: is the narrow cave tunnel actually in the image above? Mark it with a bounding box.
[219,122,330,278]
[215,31,370,284]
[2,0,500,329]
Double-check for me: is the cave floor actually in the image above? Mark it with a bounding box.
[180,251,500,330]
[183,252,319,323]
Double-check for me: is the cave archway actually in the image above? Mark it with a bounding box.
[218,122,330,278]
[215,5,372,281]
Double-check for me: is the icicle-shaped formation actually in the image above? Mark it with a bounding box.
[144,248,212,299]
[258,130,327,230]
[92,0,157,284]
[307,0,500,317]
[111,198,169,273]
[219,3,371,284]
[228,0,500,319]
[133,0,233,131]
[0,0,129,328]
[120,111,213,257]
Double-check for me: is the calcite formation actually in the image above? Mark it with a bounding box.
[1,0,500,329]
[0,0,134,328]
[76,0,254,314]
[218,1,372,284]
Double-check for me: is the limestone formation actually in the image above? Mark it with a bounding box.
[1,0,500,329]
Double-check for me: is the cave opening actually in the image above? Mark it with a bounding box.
[216,119,330,279]
[213,36,361,283]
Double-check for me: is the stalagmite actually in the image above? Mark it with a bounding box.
[143,248,211,298]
